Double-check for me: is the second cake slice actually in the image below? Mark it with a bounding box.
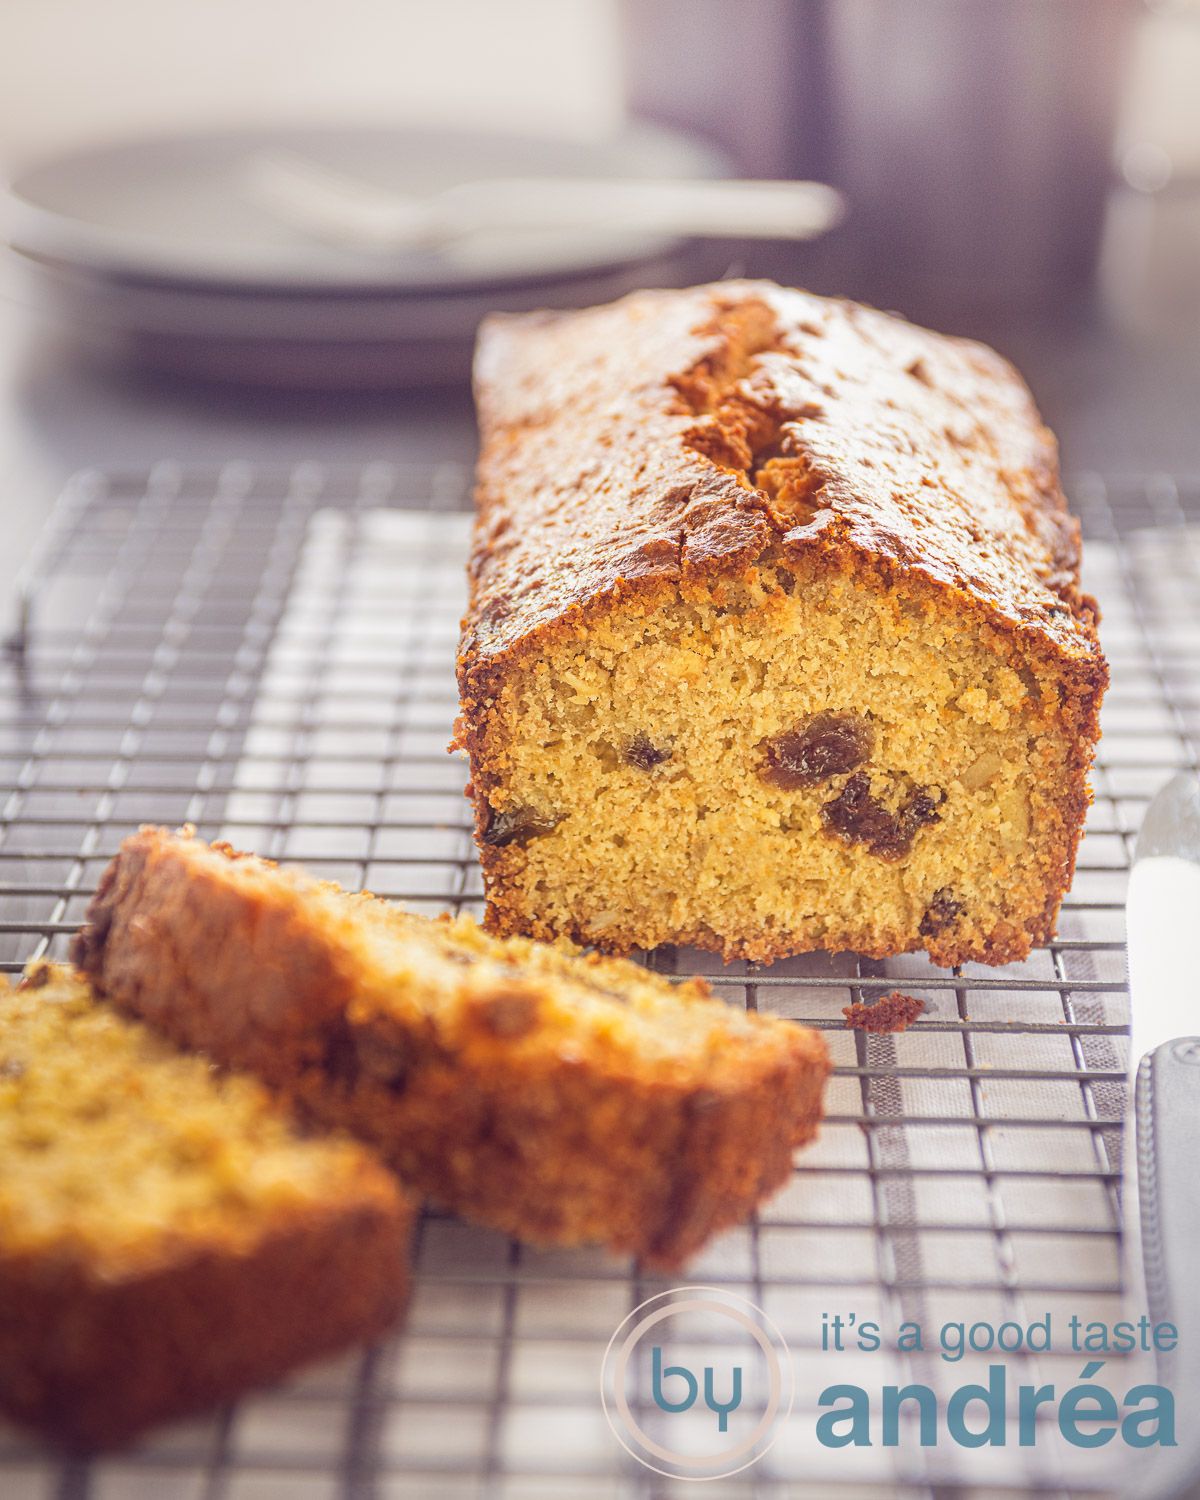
[73,827,830,1269]
[0,964,411,1448]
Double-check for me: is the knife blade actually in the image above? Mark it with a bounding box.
[1122,771,1200,1500]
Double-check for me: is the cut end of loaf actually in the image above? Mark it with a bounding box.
[466,547,1099,966]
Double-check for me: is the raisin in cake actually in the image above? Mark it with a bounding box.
[456,280,1107,966]
[73,827,831,1270]
[0,964,412,1449]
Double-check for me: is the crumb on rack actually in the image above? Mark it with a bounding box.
[843,990,925,1033]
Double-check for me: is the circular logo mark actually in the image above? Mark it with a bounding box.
[600,1285,793,1480]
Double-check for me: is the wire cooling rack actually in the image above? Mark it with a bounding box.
[1,462,1198,1500]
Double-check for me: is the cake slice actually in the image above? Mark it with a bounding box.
[72,827,831,1269]
[457,279,1107,965]
[0,964,412,1450]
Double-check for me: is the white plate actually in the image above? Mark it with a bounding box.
[3,122,725,290]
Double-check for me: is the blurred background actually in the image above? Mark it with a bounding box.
[2,0,1200,588]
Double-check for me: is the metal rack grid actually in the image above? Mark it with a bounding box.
[0,462,1197,1500]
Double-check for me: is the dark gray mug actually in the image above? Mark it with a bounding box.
[622,0,1138,322]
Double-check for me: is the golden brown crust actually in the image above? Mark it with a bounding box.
[0,968,412,1449]
[463,281,1100,668]
[458,281,1107,966]
[72,829,832,1270]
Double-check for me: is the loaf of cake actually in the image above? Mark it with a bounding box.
[457,280,1107,966]
[73,827,830,1269]
[0,964,412,1449]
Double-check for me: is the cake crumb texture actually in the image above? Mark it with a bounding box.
[73,827,832,1270]
[0,964,412,1449]
[458,280,1107,966]
[843,991,926,1033]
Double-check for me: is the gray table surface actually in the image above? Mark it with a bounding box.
[0,251,480,617]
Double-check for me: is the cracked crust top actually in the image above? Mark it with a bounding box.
[462,281,1102,687]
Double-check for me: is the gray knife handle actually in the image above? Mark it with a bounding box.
[1130,1041,1200,1500]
